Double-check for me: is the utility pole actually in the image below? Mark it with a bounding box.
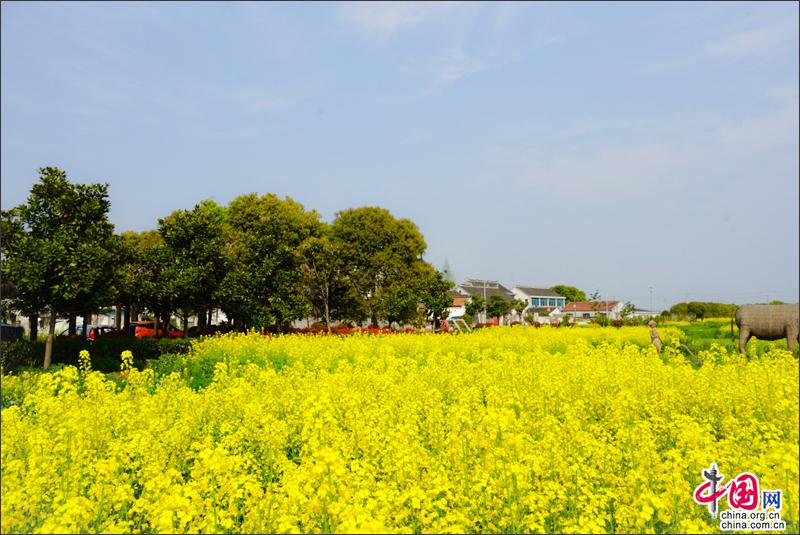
[483,279,487,324]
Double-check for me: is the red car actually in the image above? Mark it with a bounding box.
[132,321,184,339]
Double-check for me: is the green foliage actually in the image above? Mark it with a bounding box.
[158,200,228,332]
[594,314,610,327]
[2,168,117,317]
[465,296,485,319]
[298,231,348,331]
[219,194,322,329]
[1,337,192,374]
[511,298,527,318]
[674,318,792,357]
[418,269,455,326]
[486,295,511,320]
[549,285,586,303]
[330,207,428,326]
[621,301,636,318]
[2,168,118,367]
[668,301,738,320]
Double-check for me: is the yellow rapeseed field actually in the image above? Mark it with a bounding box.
[1,327,797,534]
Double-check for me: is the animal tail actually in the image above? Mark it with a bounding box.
[730,306,739,343]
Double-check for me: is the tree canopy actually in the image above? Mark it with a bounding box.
[550,285,586,303]
[330,207,428,326]
[2,167,116,365]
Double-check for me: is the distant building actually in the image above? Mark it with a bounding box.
[562,301,624,321]
[446,287,471,319]
[455,279,516,323]
[512,286,567,314]
[457,279,516,301]
[629,308,661,319]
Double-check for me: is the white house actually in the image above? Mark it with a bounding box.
[455,279,517,323]
[445,287,471,319]
[562,301,625,321]
[512,287,567,316]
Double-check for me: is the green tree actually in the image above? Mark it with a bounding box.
[1,207,45,338]
[687,302,707,320]
[159,200,228,336]
[219,194,321,331]
[418,269,455,329]
[298,230,348,332]
[330,207,427,327]
[511,298,527,322]
[621,301,636,318]
[550,285,587,303]
[1,167,116,367]
[486,295,511,322]
[465,296,485,323]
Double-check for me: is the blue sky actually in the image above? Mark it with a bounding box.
[2,1,798,310]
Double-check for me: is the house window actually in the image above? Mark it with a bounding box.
[531,297,538,306]
[549,298,556,307]
[582,313,590,318]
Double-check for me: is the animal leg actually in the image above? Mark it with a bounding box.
[738,325,751,355]
[787,325,798,353]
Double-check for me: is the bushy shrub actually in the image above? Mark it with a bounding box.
[0,337,192,374]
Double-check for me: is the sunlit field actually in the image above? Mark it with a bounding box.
[2,326,798,534]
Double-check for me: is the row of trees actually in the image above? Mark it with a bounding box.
[663,301,739,320]
[1,168,455,365]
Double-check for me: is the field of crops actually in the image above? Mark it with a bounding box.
[1,326,798,534]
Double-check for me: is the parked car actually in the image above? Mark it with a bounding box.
[58,324,120,341]
[130,321,184,339]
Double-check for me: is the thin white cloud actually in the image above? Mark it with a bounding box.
[705,19,796,62]
[647,16,797,73]
[717,100,799,155]
[340,1,463,36]
[491,103,798,202]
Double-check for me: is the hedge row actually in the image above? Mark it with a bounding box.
[0,337,193,374]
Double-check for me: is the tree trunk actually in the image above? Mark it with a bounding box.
[324,283,331,333]
[68,314,77,336]
[207,309,213,326]
[183,313,189,338]
[198,309,207,329]
[29,313,39,341]
[154,314,160,339]
[115,305,122,330]
[44,309,56,369]
[123,305,131,331]
[82,312,91,337]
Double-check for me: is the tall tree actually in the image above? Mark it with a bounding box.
[330,207,428,326]
[511,298,527,322]
[2,167,116,366]
[465,296,486,323]
[1,208,44,339]
[418,269,455,329]
[298,230,348,333]
[550,285,587,303]
[486,295,511,322]
[219,194,321,331]
[159,200,227,336]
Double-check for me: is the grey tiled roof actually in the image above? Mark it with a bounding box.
[514,287,562,298]
[457,280,515,300]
